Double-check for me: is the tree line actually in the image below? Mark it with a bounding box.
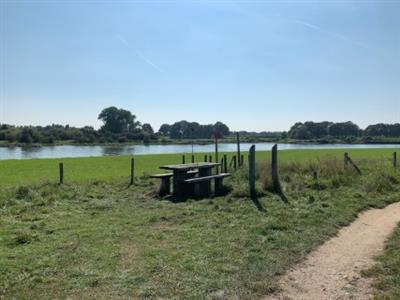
[0,107,230,144]
[287,121,400,141]
[158,121,230,139]
[0,106,399,145]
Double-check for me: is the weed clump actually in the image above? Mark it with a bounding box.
[14,230,37,245]
[364,170,399,193]
[15,186,33,200]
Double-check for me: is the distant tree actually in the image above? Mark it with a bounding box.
[328,121,360,137]
[365,123,400,137]
[288,123,311,139]
[213,122,230,137]
[303,121,332,138]
[142,123,154,135]
[98,107,140,133]
[18,127,41,143]
[158,124,171,136]
[19,128,33,143]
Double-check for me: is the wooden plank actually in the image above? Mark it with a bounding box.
[394,152,397,168]
[182,155,185,164]
[150,173,173,178]
[160,162,219,171]
[185,173,231,183]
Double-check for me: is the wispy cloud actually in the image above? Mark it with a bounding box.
[116,34,167,74]
[288,18,386,56]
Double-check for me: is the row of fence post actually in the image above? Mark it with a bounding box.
[248,144,288,202]
[248,147,398,202]
[57,150,398,185]
[343,151,397,175]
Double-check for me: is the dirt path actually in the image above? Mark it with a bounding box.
[265,202,400,300]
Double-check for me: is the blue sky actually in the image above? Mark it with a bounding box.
[1,1,399,131]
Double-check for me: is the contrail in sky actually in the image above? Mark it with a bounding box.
[225,0,386,57]
[116,34,167,74]
[288,18,386,56]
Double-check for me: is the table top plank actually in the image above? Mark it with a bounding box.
[160,162,220,171]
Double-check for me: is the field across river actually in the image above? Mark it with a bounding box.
[0,148,397,187]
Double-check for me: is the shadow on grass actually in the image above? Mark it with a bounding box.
[251,195,266,212]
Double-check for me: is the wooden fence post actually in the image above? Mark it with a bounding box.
[249,145,256,199]
[204,155,208,162]
[344,152,361,175]
[394,152,397,168]
[236,132,241,167]
[271,144,288,202]
[182,155,185,164]
[191,155,195,163]
[130,158,135,185]
[241,155,244,167]
[215,135,219,173]
[223,154,227,173]
[59,162,64,184]
[233,155,237,170]
[344,152,349,168]
[271,145,278,190]
[209,155,212,162]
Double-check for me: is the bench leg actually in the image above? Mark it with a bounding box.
[160,177,170,196]
[194,183,201,198]
[215,178,224,196]
[199,168,211,197]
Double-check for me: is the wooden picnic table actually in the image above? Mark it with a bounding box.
[160,162,220,197]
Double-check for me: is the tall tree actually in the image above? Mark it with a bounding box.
[158,124,171,136]
[142,123,154,135]
[98,107,139,133]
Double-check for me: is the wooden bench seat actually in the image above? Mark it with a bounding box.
[150,173,173,178]
[150,169,197,179]
[150,170,199,196]
[184,173,230,197]
[150,173,172,195]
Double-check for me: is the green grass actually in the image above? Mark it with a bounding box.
[363,225,400,299]
[0,148,397,187]
[1,156,400,299]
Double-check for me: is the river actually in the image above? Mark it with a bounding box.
[1,143,399,160]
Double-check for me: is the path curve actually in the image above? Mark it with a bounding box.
[264,202,400,300]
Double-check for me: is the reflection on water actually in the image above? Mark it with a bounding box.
[0,143,399,160]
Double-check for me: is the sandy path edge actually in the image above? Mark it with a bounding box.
[264,202,400,300]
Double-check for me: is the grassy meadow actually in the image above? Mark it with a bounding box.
[1,148,400,299]
[0,148,397,187]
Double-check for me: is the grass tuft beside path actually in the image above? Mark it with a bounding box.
[364,225,400,300]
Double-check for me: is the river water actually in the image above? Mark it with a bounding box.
[0,143,399,160]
